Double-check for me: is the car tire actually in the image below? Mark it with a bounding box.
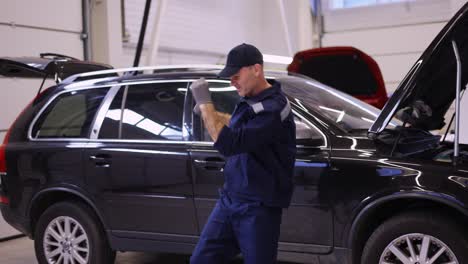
[34,201,116,264]
[361,211,468,264]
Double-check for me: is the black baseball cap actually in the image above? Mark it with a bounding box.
[218,43,263,78]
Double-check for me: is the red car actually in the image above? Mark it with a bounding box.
[288,46,388,109]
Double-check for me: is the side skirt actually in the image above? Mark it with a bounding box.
[108,230,351,263]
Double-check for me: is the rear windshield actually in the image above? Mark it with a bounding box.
[32,88,109,138]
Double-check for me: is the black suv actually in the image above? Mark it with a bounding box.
[3,4,468,264]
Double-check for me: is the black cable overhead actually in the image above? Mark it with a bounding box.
[133,0,152,69]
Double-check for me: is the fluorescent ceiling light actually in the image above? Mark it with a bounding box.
[263,54,293,64]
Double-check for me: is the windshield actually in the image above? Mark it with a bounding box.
[281,77,401,131]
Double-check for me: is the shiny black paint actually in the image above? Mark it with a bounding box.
[3,77,468,263]
[84,141,198,236]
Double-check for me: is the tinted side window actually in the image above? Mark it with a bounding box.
[199,86,326,146]
[294,116,325,146]
[99,82,187,140]
[198,82,239,141]
[32,88,109,138]
[210,83,240,114]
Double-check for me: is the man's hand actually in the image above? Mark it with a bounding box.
[190,78,212,114]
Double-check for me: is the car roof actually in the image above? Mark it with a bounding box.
[60,65,289,89]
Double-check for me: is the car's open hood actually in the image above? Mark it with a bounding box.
[369,2,468,135]
[287,46,388,108]
[0,55,112,82]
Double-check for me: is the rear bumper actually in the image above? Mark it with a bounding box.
[0,205,31,238]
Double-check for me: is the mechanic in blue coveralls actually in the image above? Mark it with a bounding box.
[189,43,296,264]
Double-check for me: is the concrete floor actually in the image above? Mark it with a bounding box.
[0,236,295,264]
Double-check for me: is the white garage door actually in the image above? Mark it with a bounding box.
[0,0,84,239]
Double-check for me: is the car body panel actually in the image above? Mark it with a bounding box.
[2,70,468,263]
[84,140,198,236]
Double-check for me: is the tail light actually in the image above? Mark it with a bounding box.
[0,128,9,172]
[0,195,9,205]
[0,131,10,205]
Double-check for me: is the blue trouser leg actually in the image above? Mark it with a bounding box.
[191,192,282,264]
[190,198,240,264]
[233,203,282,264]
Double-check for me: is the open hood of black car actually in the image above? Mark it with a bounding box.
[369,2,468,135]
[0,54,112,82]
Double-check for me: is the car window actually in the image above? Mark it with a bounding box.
[295,115,326,146]
[196,82,239,142]
[210,83,240,114]
[200,107,326,145]
[32,88,109,138]
[99,82,187,140]
[196,81,325,145]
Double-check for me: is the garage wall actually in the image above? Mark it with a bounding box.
[0,0,84,238]
[121,0,313,68]
[321,0,465,95]
[322,0,468,141]
[0,0,84,142]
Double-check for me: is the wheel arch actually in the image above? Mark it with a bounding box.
[348,192,468,264]
[28,187,108,239]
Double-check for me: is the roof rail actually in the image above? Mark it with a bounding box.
[62,64,224,83]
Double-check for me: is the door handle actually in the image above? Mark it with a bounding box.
[89,155,107,162]
[193,159,224,165]
[193,158,225,171]
[89,154,111,167]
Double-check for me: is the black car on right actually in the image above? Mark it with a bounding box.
[2,3,468,264]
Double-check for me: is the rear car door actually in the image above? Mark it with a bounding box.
[190,80,334,253]
[4,86,109,231]
[84,80,198,241]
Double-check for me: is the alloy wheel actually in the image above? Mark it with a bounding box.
[43,216,90,264]
[379,233,458,264]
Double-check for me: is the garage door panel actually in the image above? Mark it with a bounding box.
[0,25,82,58]
[0,0,82,33]
[0,78,56,131]
[323,0,450,32]
[322,23,445,56]
[384,82,400,96]
[374,53,421,84]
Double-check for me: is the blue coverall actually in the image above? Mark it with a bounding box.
[190,82,296,264]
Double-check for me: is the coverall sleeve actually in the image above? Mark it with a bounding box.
[213,110,283,157]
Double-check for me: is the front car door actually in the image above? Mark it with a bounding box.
[189,79,334,253]
[84,81,198,244]
[189,80,238,228]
